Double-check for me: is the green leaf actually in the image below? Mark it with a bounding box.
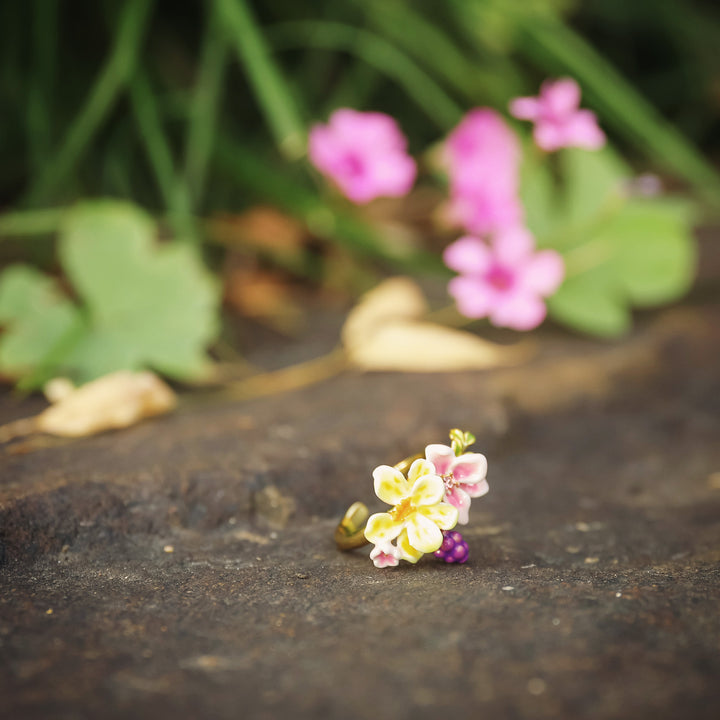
[562,147,629,230]
[520,149,557,243]
[547,263,630,338]
[0,264,83,378]
[606,199,696,306]
[58,200,219,380]
[523,145,697,337]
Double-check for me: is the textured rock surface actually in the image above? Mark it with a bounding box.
[1,306,720,720]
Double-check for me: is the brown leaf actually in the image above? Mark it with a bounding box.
[349,320,532,371]
[207,207,305,257]
[224,267,305,334]
[342,277,534,372]
[341,277,427,352]
[36,370,177,438]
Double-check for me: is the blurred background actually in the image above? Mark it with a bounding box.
[1,0,719,391]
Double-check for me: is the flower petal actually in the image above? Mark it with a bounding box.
[410,473,444,507]
[419,502,459,530]
[464,479,489,498]
[453,453,488,484]
[370,542,400,568]
[407,458,436,484]
[520,249,565,296]
[564,109,606,150]
[406,513,443,553]
[364,513,403,544]
[445,486,471,525]
[490,290,547,331]
[493,226,534,264]
[533,122,565,153]
[448,275,494,319]
[425,444,455,476]
[397,529,423,564]
[373,465,410,505]
[542,78,581,117]
[509,96,540,121]
[443,236,492,275]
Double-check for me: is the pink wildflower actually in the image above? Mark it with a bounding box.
[425,444,488,525]
[510,78,606,152]
[308,109,416,204]
[444,228,565,331]
[443,109,523,235]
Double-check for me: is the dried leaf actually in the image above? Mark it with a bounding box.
[342,277,534,372]
[43,377,76,403]
[342,277,427,352]
[208,207,306,257]
[35,370,176,438]
[349,320,532,371]
[224,267,304,333]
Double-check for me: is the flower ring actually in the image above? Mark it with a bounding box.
[334,429,489,568]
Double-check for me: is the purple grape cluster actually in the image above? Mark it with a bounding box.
[434,530,469,564]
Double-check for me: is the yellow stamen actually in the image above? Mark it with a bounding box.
[389,497,413,523]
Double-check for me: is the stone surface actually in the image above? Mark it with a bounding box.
[1,305,720,720]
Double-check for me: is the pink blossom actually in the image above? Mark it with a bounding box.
[425,444,488,525]
[510,78,605,152]
[445,188,524,238]
[369,542,400,568]
[308,109,416,204]
[444,228,565,331]
[443,109,523,235]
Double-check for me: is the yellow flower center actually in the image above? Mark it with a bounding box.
[389,497,414,523]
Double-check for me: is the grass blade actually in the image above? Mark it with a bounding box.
[183,5,229,207]
[0,208,65,236]
[215,0,305,160]
[26,0,59,172]
[269,20,463,129]
[129,73,196,244]
[363,0,516,107]
[24,0,155,205]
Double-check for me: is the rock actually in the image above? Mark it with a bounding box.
[1,306,719,719]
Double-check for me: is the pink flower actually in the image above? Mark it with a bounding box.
[425,444,488,525]
[443,109,523,235]
[308,109,416,204]
[444,228,565,331]
[445,189,524,238]
[369,542,400,569]
[510,78,605,152]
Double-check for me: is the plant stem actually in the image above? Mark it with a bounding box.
[0,208,65,236]
[222,347,348,401]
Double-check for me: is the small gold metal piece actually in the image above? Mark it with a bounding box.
[334,501,370,551]
[334,453,423,551]
[392,452,423,476]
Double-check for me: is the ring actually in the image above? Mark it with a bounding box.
[335,429,489,568]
